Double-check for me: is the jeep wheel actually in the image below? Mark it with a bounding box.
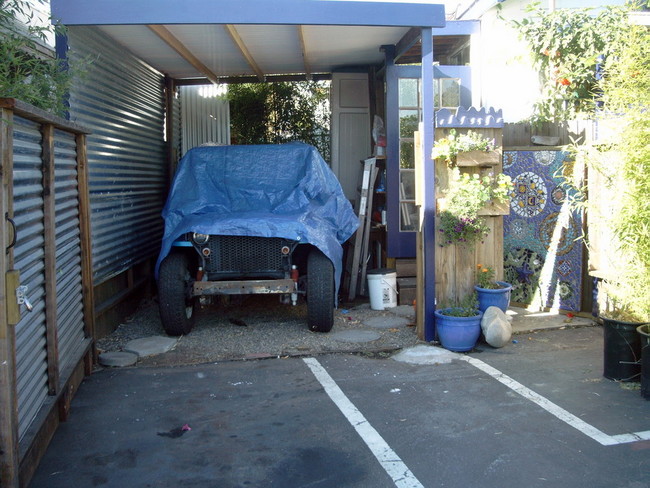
[158,252,196,336]
[307,248,334,332]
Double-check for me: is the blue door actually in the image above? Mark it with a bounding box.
[386,64,472,258]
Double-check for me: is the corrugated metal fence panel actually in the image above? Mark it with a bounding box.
[53,129,86,374]
[67,26,167,284]
[180,85,230,155]
[12,116,49,441]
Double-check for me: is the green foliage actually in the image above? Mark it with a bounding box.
[439,292,480,317]
[560,13,650,321]
[601,22,650,322]
[476,264,500,290]
[227,81,330,161]
[506,2,632,122]
[0,0,75,115]
[431,129,496,165]
[438,167,513,248]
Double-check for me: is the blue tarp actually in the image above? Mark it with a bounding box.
[155,143,359,294]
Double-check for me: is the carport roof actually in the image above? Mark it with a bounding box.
[51,0,447,83]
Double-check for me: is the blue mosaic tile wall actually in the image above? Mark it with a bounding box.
[503,150,583,311]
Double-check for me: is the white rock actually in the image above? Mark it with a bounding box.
[481,306,512,348]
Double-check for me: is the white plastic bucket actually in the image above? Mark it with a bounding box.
[367,269,398,310]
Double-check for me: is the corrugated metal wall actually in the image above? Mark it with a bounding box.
[53,130,85,374]
[12,116,49,441]
[179,85,230,155]
[66,26,167,284]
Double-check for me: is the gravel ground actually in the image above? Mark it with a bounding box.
[96,295,423,367]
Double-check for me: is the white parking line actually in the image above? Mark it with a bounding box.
[458,355,650,446]
[303,357,424,488]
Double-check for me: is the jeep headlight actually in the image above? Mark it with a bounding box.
[192,233,209,245]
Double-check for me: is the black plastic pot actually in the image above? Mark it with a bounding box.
[637,324,650,400]
[602,317,642,382]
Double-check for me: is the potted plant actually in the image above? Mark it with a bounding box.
[434,293,482,352]
[431,129,498,167]
[437,168,512,248]
[474,264,512,313]
[598,276,648,383]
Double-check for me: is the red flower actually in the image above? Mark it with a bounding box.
[558,78,571,86]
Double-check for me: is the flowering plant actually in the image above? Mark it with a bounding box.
[431,129,496,166]
[476,264,501,290]
[438,168,513,248]
[439,292,480,317]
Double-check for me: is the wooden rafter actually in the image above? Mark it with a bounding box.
[297,26,312,80]
[147,25,221,85]
[224,25,265,82]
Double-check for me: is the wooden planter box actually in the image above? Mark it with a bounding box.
[436,198,510,216]
[456,150,501,167]
[477,199,510,216]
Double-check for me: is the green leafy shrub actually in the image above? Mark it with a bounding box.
[227,81,330,161]
[0,0,77,116]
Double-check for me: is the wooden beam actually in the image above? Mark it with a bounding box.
[224,25,265,82]
[394,27,421,63]
[41,124,60,396]
[297,26,312,80]
[76,134,96,346]
[147,25,222,85]
[174,73,331,85]
[0,107,19,488]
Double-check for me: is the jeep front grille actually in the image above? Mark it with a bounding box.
[203,235,294,279]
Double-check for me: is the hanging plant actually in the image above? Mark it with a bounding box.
[431,129,496,166]
[438,168,513,248]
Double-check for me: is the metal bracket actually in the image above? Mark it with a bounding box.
[16,285,33,312]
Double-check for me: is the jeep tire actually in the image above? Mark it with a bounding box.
[158,252,196,336]
[307,248,334,332]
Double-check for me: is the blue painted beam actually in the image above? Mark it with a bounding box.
[420,27,436,342]
[51,0,445,27]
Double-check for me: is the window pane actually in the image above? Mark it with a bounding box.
[433,79,440,110]
[441,78,460,108]
[399,202,419,232]
[399,110,419,138]
[399,140,415,169]
[399,78,418,107]
[400,170,416,200]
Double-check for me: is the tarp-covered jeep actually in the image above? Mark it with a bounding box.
[155,143,358,336]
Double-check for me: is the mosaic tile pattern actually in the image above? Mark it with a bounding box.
[503,150,583,311]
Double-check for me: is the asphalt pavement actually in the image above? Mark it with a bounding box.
[29,325,649,488]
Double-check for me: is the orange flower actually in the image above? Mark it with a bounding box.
[482,268,488,273]
[477,264,483,269]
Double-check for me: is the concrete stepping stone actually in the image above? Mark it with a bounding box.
[98,351,138,367]
[387,305,416,318]
[124,336,178,358]
[330,330,381,343]
[363,316,410,329]
[392,345,458,365]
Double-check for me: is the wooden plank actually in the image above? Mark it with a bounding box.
[148,26,222,84]
[0,99,89,135]
[359,165,378,295]
[41,124,59,396]
[0,106,20,488]
[395,259,417,277]
[76,134,96,343]
[347,158,375,301]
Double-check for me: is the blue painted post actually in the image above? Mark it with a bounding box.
[55,32,71,119]
[420,27,436,342]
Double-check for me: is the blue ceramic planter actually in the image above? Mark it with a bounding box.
[434,308,483,352]
[475,281,512,313]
